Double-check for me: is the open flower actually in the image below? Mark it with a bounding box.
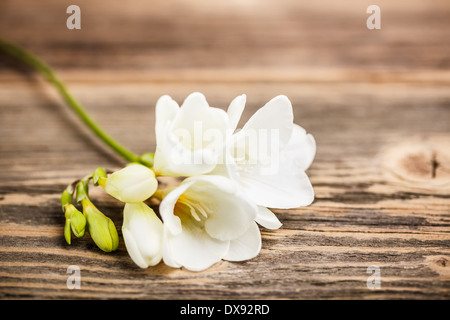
[158,175,260,271]
[153,92,231,177]
[122,202,163,268]
[215,95,316,224]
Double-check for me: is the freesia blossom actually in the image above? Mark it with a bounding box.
[217,95,316,220]
[104,163,158,203]
[158,175,261,271]
[153,92,231,177]
[122,202,163,268]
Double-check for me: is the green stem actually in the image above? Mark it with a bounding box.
[0,38,140,163]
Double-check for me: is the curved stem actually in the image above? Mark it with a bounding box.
[0,38,140,163]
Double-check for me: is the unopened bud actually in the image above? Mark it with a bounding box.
[93,167,107,187]
[81,198,119,252]
[63,204,87,245]
[104,164,158,203]
[76,179,89,204]
[122,202,163,268]
[62,184,86,245]
[61,187,74,212]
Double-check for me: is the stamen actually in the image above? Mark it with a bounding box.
[188,204,201,221]
[177,195,209,222]
[196,202,209,218]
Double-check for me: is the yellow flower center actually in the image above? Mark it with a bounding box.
[174,194,210,227]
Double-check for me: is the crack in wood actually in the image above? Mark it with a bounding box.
[431,152,439,179]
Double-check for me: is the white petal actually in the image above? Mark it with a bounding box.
[283,124,316,171]
[104,164,158,203]
[122,228,149,268]
[179,92,210,112]
[162,227,182,268]
[255,206,282,230]
[223,222,261,262]
[165,225,230,271]
[154,92,229,177]
[154,133,218,176]
[184,175,257,241]
[172,92,229,137]
[155,95,179,144]
[227,94,246,133]
[183,174,237,195]
[209,152,240,182]
[203,191,256,241]
[239,95,294,152]
[159,181,195,235]
[240,160,314,209]
[122,203,163,268]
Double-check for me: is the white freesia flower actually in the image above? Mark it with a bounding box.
[217,95,316,224]
[104,164,158,203]
[122,202,163,268]
[158,175,260,271]
[153,92,232,177]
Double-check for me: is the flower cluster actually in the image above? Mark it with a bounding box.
[61,93,315,271]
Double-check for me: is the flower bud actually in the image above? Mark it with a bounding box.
[104,164,158,203]
[138,152,155,168]
[64,218,72,245]
[64,204,86,240]
[62,184,86,244]
[122,202,163,268]
[81,198,119,252]
[69,206,87,238]
[76,179,89,204]
[92,167,107,187]
[61,187,74,212]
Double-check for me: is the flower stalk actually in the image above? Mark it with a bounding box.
[0,38,141,164]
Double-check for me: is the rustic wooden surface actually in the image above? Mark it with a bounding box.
[0,0,450,299]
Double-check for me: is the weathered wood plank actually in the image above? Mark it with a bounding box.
[0,0,450,300]
[1,0,450,71]
[0,79,449,299]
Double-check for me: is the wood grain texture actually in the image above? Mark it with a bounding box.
[0,0,450,300]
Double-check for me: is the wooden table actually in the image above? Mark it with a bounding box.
[0,0,449,299]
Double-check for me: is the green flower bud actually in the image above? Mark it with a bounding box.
[61,184,86,245]
[69,206,87,238]
[76,180,89,204]
[63,204,87,245]
[92,167,107,187]
[64,218,72,245]
[61,187,74,212]
[81,198,119,252]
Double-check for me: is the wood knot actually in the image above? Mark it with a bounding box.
[436,258,448,268]
[379,137,450,188]
[426,256,450,279]
[401,151,439,179]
